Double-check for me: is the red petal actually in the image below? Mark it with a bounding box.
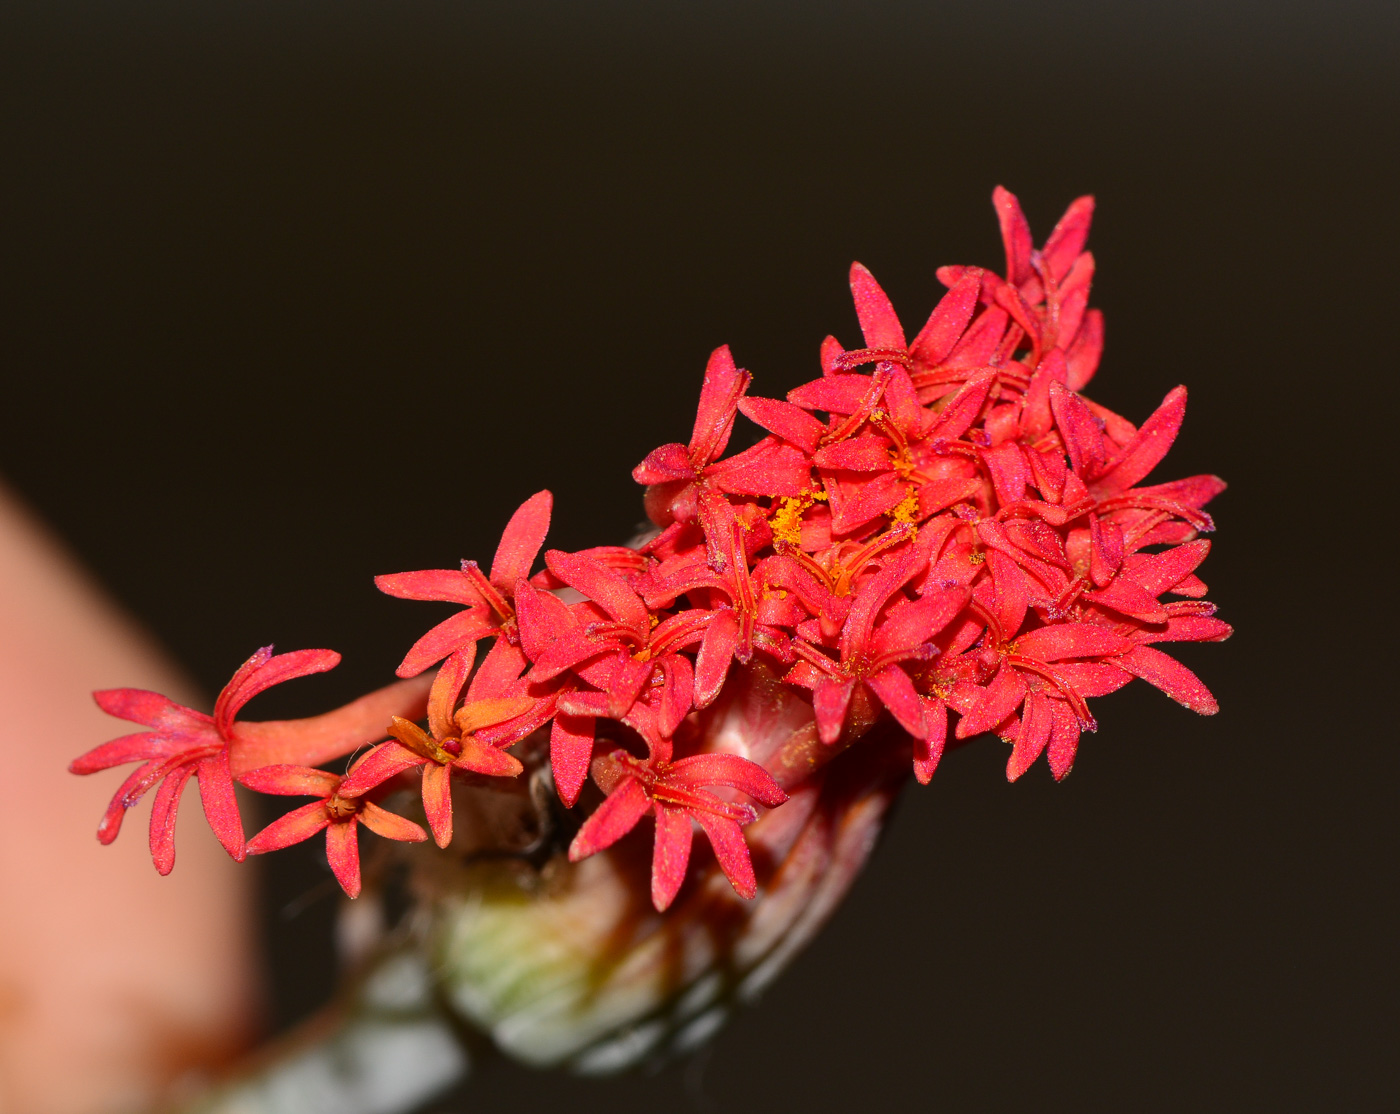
[944,305,1008,368]
[911,273,980,367]
[870,586,968,659]
[545,550,649,633]
[196,750,245,862]
[359,800,429,844]
[657,653,695,739]
[96,763,157,845]
[245,800,331,854]
[1007,691,1052,781]
[421,762,454,848]
[787,374,872,415]
[568,776,651,859]
[812,432,892,472]
[325,820,362,899]
[651,805,694,912]
[1121,540,1210,596]
[1083,577,1168,624]
[693,812,757,900]
[1041,195,1095,282]
[956,661,1027,739]
[668,753,787,807]
[70,731,177,774]
[374,568,485,606]
[1015,623,1133,662]
[689,345,751,466]
[1091,386,1187,498]
[849,262,907,349]
[336,742,426,797]
[912,699,948,784]
[427,649,474,740]
[706,438,812,498]
[214,647,341,737]
[549,713,595,807]
[394,610,496,679]
[1065,308,1104,390]
[632,442,697,484]
[813,678,855,745]
[238,763,340,797]
[148,763,195,876]
[928,370,995,442]
[1046,700,1081,780]
[694,609,741,709]
[489,490,553,591]
[737,396,826,454]
[1118,646,1219,715]
[992,186,1034,286]
[1049,382,1107,478]
[92,688,212,733]
[866,665,926,739]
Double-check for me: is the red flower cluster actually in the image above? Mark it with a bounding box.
[71,188,1228,910]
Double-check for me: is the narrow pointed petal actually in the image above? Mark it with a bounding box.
[1083,577,1169,624]
[787,373,874,415]
[737,396,826,454]
[70,731,177,774]
[92,688,212,732]
[911,272,980,367]
[196,750,246,862]
[550,713,595,807]
[913,699,948,784]
[1122,540,1211,596]
[453,737,525,779]
[651,805,694,911]
[360,800,429,844]
[1091,386,1188,497]
[427,649,474,740]
[325,821,363,899]
[1007,691,1053,781]
[812,678,855,745]
[335,742,426,798]
[657,654,695,739]
[632,442,697,484]
[1014,623,1134,662]
[928,370,995,442]
[454,696,535,735]
[96,763,159,845]
[395,610,495,679]
[1065,308,1104,390]
[421,762,454,847]
[1046,700,1081,781]
[569,776,651,860]
[944,305,1008,368]
[545,550,648,632]
[992,186,1034,285]
[374,568,486,606]
[693,812,757,900]
[1118,646,1220,715]
[866,665,927,740]
[668,753,788,807]
[489,489,553,590]
[1041,195,1095,281]
[238,764,341,797]
[215,648,341,736]
[849,262,907,349]
[956,662,1028,739]
[148,764,195,875]
[1049,382,1107,478]
[246,800,331,855]
[694,609,742,709]
[689,344,751,466]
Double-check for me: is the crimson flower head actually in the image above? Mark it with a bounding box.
[69,188,1231,1089]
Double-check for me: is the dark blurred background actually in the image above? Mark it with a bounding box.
[1,1,1394,1110]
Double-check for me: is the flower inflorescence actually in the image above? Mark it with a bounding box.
[71,189,1229,911]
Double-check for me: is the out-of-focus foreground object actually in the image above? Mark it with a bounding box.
[0,482,261,1114]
